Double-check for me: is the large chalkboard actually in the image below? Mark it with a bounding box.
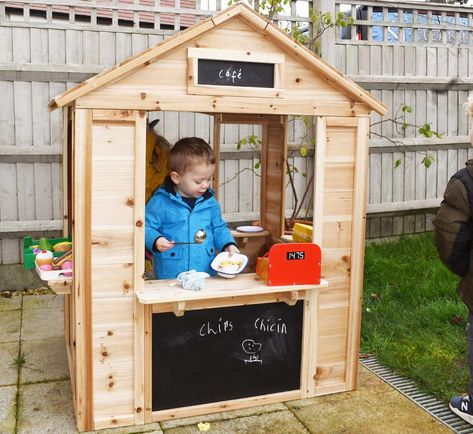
[197,59,275,88]
[152,301,303,411]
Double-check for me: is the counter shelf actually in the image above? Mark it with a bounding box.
[136,273,327,315]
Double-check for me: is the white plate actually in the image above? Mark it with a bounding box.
[236,225,264,233]
[210,252,248,278]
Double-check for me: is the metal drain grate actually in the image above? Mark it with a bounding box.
[360,356,473,434]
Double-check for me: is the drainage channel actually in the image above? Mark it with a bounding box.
[360,356,473,434]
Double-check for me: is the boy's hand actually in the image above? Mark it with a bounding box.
[225,244,240,256]
[155,237,175,252]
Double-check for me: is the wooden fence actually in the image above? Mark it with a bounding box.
[1,0,473,263]
[323,0,473,238]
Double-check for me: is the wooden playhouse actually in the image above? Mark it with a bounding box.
[48,3,386,431]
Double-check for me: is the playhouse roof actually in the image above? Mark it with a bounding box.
[48,2,387,115]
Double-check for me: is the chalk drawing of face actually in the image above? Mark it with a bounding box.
[242,339,262,355]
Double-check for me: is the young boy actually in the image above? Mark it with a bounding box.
[145,137,239,279]
[434,97,473,424]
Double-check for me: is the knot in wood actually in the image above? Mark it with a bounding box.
[136,219,143,227]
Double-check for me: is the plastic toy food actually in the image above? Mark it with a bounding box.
[53,250,72,267]
[35,250,54,266]
[38,237,53,251]
[39,264,53,271]
[61,261,73,277]
[53,241,72,252]
[217,259,243,273]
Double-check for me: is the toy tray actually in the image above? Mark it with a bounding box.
[35,263,72,281]
[23,236,71,269]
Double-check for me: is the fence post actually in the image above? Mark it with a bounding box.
[312,0,336,66]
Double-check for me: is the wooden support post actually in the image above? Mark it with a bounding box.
[134,110,147,426]
[73,108,93,431]
[283,290,298,306]
[173,301,186,317]
[213,114,221,201]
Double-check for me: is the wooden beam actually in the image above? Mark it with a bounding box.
[133,110,147,426]
[73,108,94,431]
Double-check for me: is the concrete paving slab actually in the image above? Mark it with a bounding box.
[0,341,20,386]
[17,380,77,434]
[0,385,17,434]
[0,310,21,343]
[22,294,63,311]
[162,409,309,434]
[21,307,64,341]
[286,367,451,434]
[0,295,22,311]
[20,337,69,384]
[160,403,287,430]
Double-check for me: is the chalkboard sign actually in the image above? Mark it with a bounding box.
[152,301,303,411]
[197,59,275,88]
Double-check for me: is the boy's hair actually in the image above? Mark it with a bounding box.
[170,137,215,174]
[465,95,473,119]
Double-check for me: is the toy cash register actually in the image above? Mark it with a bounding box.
[256,243,321,286]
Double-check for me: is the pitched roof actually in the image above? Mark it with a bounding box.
[48,2,387,115]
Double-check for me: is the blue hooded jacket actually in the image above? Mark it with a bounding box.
[145,178,235,279]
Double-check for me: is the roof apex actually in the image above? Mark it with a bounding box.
[49,2,387,115]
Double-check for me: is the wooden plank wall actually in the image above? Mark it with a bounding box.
[313,117,361,395]
[89,109,138,429]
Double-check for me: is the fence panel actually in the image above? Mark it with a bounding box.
[2,0,473,263]
[330,0,473,238]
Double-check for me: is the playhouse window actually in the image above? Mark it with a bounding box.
[144,111,314,281]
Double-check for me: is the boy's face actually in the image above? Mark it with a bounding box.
[171,163,215,198]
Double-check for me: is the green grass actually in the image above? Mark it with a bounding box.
[361,232,469,401]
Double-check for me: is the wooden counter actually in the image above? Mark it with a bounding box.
[136,273,327,305]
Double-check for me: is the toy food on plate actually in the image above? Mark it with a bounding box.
[217,259,243,273]
[211,252,248,278]
[35,250,53,266]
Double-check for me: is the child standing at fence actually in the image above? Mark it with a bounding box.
[434,96,473,424]
[145,137,239,279]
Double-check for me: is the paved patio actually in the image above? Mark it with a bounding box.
[0,293,453,434]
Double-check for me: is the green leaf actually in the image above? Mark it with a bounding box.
[299,146,308,157]
[422,155,435,168]
[254,161,261,169]
[401,105,412,113]
[394,159,402,168]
